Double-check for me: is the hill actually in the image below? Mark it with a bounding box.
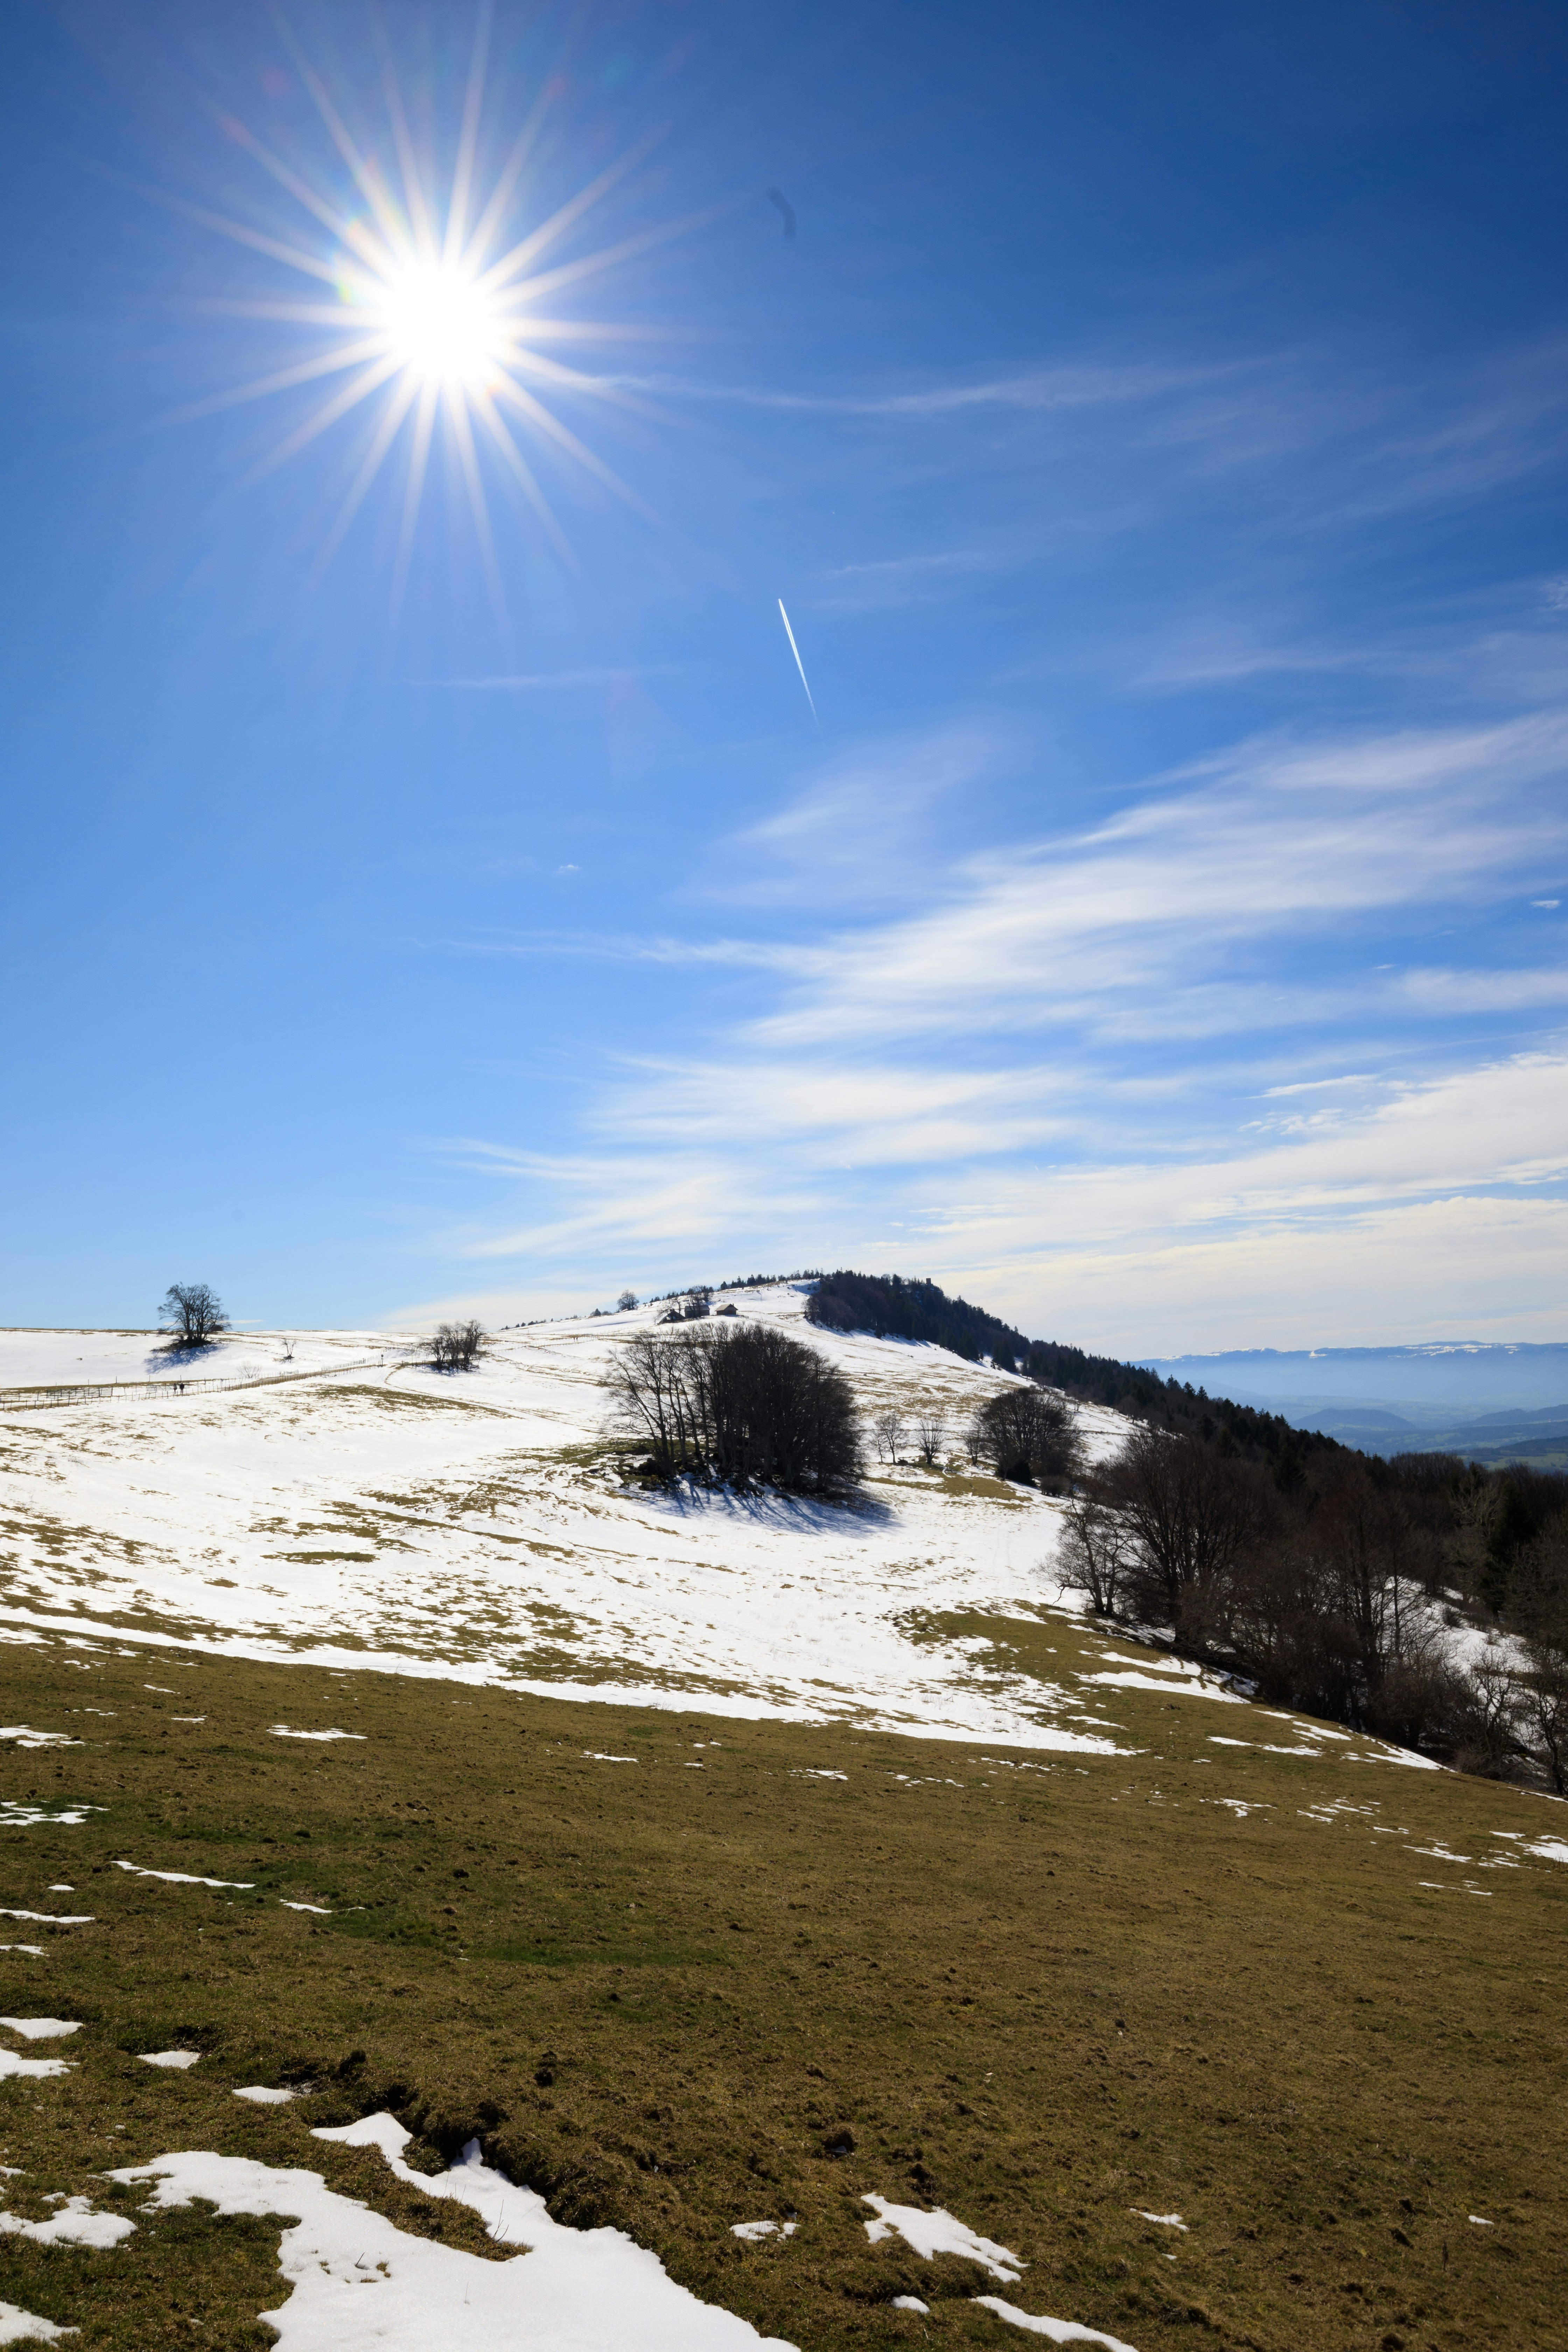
[806,1267,1338,1480]
[0,1283,1564,2348]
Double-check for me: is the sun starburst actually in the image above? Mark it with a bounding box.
[176,9,679,590]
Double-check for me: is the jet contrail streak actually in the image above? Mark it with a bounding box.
[777,598,818,720]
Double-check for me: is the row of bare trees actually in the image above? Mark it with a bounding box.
[1059,1426,1568,1785]
[870,1386,1083,1488]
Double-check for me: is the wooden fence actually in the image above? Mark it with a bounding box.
[0,1357,396,1413]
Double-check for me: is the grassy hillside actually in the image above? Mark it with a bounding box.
[1,1610,1563,2350]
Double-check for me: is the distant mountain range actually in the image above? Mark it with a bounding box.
[1134,1343,1568,1464]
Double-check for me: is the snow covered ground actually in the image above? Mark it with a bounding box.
[0,1286,1166,1751]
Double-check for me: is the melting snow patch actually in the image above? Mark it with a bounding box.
[583,1753,637,1764]
[1132,2210,1186,2228]
[862,2194,1022,2281]
[112,2115,798,2349]
[1528,1839,1568,1865]
[114,1860,253,1888]
[234,2086,299,2105]
[0,2301,76,2343]
[1208,1737,1316,1756]
[797,1769,848,1782]
[0,1910,92,1927]
[0,2020,80,2040]
[0,2197,134,2249]
[0,1803,103,1830]
[267,1727,365,1742]
[139,2050,201,2070]
[0,1730,80,1751]
[0,2050,73,2082]
[280,1900,332,1915]
[892,2297,929,2313]
[731,2220,797,2241]
[1469,2215,1494,2226]
[971,2298,1138,2350]
[1201,1799,1270,1819]
[1082,1671,1241,1702]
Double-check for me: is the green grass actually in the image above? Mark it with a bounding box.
[0,1615,1563,2350]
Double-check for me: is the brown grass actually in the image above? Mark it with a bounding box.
[0,1613,1562,2350]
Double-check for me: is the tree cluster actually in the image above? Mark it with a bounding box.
[966,1387,1082,1489]
[1060,1428,1568,1786]
[431,1319,486,1371]
[608,1322,862,1496]
[158,1283,229,1347]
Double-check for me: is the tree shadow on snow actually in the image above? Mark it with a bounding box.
[640,1477,896,1536]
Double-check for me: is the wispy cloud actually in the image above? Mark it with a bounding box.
[425,698,1568,1345]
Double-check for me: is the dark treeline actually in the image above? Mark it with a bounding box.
[608,1322,862,1497]
[806,1269,1336,1487]
[1062,1428,1568,1788]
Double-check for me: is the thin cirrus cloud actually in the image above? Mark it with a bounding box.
[433,695,1568,1343]
[735,709,1568,1051]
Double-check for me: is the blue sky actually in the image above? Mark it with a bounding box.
[3,0,1567,1350]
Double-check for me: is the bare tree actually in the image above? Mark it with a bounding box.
[159,1283,229,1348]
[278,1336,296,1363]
[616,1290,639,1313]
[432,1320,486,1371]
[1057,1491,1132,1616]
[913,1412,945,1467]
[1097,1426,1273,1650]
[872,1407,905,1464]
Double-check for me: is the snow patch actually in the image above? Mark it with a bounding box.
[0,2049,72,2082]
[0,1730,79,1751]
[971,2297,1139,2350]
[268,1727,365,1742]
[731,2220,797,2242]
[234,2086,300,2105]
[138,2050,201,2070]
[111,2116,798,2348]
[862,2194,1022,2281]
[113,1860,252,1889]
[0,2301,77,2343]
[0,2020,80,2041]
[0,2197,134,2250]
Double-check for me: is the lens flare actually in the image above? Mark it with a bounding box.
[174,13,680,588]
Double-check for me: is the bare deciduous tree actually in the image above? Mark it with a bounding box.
[159,1283,229,1348]
[872,1407,905,1464]
[913,1412,945,1466]
[616,1290,639,1313]
[1057,1491,1133,1617]
[432,1319,486,1371]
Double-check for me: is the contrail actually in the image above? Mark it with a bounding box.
[777,598,817,720]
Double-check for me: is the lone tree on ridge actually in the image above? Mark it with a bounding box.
[159,1283,229,1347]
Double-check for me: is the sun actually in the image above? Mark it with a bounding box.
[369,257,505,392]
[181,17,668,583]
